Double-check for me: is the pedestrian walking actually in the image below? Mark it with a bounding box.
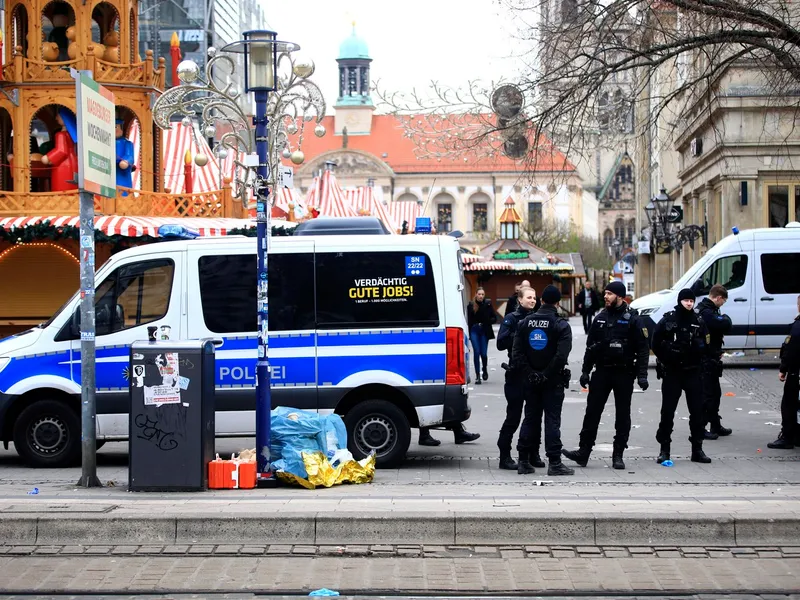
[511,284,574,476]
[575,281,601,334]
[768,294,800,450]
[652,288,712,464]
[496,286,544,471]
[562,280,649,470]
[468,287,497,384]
[697,285,733,439]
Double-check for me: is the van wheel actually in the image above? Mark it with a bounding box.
[13,400,81,468]
[344,400,410,468]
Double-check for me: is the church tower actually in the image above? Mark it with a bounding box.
[333,23,374,136]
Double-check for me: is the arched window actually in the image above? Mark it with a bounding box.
[603,229,613,249]
[92,2,121,62]
[626,219,636,247]
[614,218,625,242]
[598,91,610,130]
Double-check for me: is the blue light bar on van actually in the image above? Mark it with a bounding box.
[158,224,200,239]
[415,217,432,234]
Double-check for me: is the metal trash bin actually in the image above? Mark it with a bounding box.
[128,339,217,491]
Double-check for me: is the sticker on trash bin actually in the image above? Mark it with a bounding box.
[178,376,190,390]
[143,352,181,406]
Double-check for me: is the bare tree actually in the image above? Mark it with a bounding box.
[523,217,613,269]
[376,1,800,173]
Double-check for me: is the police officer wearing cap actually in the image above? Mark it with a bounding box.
[496,286,543,472]
[562,280,649,471]
[768,294,800,449]
[512,284,574,476]
[652,288,712,464]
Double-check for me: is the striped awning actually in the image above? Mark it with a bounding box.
[388,199,422,232]
[306,170,359,218]
[464,260,514,271]
[273,187,306,219]
[0,216,260,237]
[461,253,483,264]
[128,121,223,194]
[344,186,397,233]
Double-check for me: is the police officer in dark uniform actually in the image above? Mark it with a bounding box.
[562,280,649,471]
[496,286,543,472]
[768,294,800,449]
[696,285,733,439]
[652,288,712,464]
[511,284,574,476]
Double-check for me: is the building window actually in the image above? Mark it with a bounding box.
[527,202,542,229]
[437,204,452,233]
[598,92,609,130]
[626,219,635,247]
[614,218,625,242]
[473,203,487,232]
[603,229,613,249]
[766,185,800,228]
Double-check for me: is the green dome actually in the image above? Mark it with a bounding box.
[338,25,370,60]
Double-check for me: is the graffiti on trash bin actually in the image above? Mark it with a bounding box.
[134,414,179,451]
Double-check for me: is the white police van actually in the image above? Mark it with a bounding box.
[632,223,800,349]
[0,230,471,467]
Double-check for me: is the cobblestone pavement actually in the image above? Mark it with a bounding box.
[1,544,800,559]
[0,554,799,595]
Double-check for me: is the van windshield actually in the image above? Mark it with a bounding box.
[40,292,78,329]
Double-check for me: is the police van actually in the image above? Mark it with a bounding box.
[631,223,800,349]
[0,232,471,468]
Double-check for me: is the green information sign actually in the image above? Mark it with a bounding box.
[75,71,116,198]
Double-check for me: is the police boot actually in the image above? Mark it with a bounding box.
[499,453,518,470]
[767,430,795,450]
[562,447,590,467]
[547,460,575,476]
[691,439,712,464]
[612,445,625,470]
[517,451,535,475]
[418,430,441,447]
[656,443,670,464]
[710,420,732,437]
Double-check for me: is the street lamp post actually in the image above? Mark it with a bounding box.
[153,31,326,486]
[644,187,708,253]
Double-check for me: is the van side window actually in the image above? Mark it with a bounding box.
[696,255,748,294]
[316,251,439,329]
[198,253,315,333]
[96,259,174,336]
[761,253,800,294]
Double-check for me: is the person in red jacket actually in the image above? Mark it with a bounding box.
[41,108,78,192]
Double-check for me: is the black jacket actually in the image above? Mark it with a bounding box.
[696,297,732,357]
[780,315,800,374]
[652,305,710,371]
[468,299,497,340]
[497,305,534,359]
[575,288,600,315]
[506,294,519,316]
[511,304,572,381]
[582,301,649,378]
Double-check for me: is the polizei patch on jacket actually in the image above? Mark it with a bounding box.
[529,329,548,350]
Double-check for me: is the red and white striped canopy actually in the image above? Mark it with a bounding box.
[461,253,484,264]
[464,260,514,271]
[306,170,359,218]
[344,186,397,233]
[128,121,222,194]
[273,187,305,219]
[388,199,422,232]
[0,216,258,238]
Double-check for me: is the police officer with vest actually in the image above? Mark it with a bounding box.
[562,280,649,471]
[696,285,733,439]
[496,286,544,472]
[511,284,574,476]
[768,294,800,449]
[652,288,712,464]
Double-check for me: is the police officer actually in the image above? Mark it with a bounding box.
[768,294,800,450]
[511,284,574,476]
[496,286,544,471]
[697,285,733,439]
[562,280,648,471]
[652,288,712,464]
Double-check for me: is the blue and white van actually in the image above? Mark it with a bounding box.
[0,233,471,468]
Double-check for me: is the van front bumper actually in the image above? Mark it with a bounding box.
[442,384,471,425]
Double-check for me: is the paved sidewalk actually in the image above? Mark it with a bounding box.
[0,554,799,595]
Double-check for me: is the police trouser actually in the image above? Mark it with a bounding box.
[702,359,723,427]
[656,367,705,445]
[522,380,564,463]
[780,371,799,440]
[497,372,540,455]
[578,367,634,453]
